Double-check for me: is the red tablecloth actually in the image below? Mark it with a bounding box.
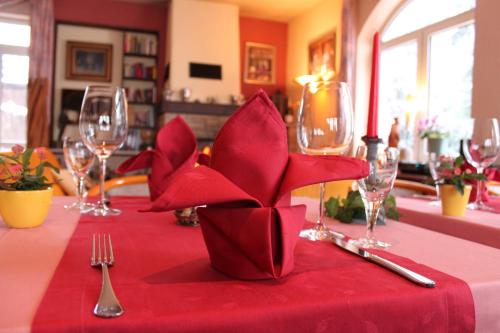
[32,197,474,333]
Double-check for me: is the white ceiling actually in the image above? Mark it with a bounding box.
[113,0,324,22]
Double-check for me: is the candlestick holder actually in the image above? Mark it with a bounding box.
[362,136,383,162]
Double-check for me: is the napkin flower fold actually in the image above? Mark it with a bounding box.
[146,90,369,280]
[116,116,200,201]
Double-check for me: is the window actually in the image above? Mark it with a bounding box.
[379,0,475,159]
[0,15,30,151]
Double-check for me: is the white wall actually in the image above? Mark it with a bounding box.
[166,0,240,104]
[286,0,343,151]
[53,24,123,141]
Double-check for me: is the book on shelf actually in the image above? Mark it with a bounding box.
[127,105,155,128]
[124,87,157,104]
[123,63,157,80]
[124,33,157,56]
[125,128,155,151]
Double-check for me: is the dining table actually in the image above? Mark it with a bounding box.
[0,195,499,333]
[396,196,500,249]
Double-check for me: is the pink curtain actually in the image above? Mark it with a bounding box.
[27,0,54,147]
[338,0,357,100]
[0,0,24,6]
[0,0,54,147]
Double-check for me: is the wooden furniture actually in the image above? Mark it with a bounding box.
[87,174,148,196]
[122,30,159,152]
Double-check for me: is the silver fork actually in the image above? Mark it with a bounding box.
[91,234,124,318]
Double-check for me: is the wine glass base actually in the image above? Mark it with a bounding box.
[300,223,331,241]
[299,224,345,241]
[429,200,441,207]
[349,237,391,249]
[64,202,96,214]
[88,207,122,216]
[467,202,496,212]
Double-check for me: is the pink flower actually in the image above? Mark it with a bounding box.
[11,144,24,154]
[9,164,22,174]
[454,168,462,176]
[465,169,472,175]
[35,147,46,161]
[441,169,452,178]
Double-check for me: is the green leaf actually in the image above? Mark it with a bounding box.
[337,207,354,223]
[324,197,340,218]
[454,155,464,168]
[386,207,400,220]
[22,148,34,169]
[451,177,464,195]
[384,194,396,208]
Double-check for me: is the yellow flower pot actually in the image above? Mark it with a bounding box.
[440,184,471,217]
[0,188,53,228]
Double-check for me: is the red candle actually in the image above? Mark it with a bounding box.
[367,32,380,138]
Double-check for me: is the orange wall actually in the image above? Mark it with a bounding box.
[239,16,287,99]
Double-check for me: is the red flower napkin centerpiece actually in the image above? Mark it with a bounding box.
[144,90,369,280]
[116,116,200,201]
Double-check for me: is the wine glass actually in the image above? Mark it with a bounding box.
[462,118,500,211]
[297,80,354,241]
[79,86,128,216]
[428,152,456,205]
[63,136,95,213]
[351,145,399,249]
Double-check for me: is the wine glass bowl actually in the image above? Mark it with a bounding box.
[351,145,399,249]
[462,118,500,211]
[297,80,354,241]
[63,136,95,213]
[79,86,128,216]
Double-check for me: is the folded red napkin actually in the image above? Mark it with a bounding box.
[145,90,369,280]
[116,116,200,201]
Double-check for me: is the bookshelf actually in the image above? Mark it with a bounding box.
[122,30,159,151]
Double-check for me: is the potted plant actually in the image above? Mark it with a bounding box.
[434,155,485,216]
[418,116,448,156]
[0,145,59,228]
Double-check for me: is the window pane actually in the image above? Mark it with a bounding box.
[0,87,27,150]
[1,54,29,85]
[428,23,475,152]
[0,54,28,149]
[379,40,417,144]
[0,22,30,47]
[383,0,475,42]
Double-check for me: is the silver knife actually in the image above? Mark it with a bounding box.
[333,238,436,288]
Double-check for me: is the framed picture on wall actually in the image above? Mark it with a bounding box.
[65,41,113,82]
[308,30,336,76]
[244,42,276,85]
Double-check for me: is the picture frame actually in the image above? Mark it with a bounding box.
[65,41,113,82]
[243,42,276,85]
[308,30,336,75]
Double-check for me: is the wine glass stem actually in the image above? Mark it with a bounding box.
[475,167,484,207]
[317,182,326,227]
[365,200,382,240]
[98,156,108,210]
[77,176,85,206]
